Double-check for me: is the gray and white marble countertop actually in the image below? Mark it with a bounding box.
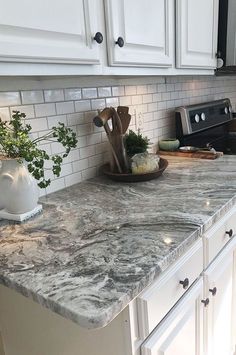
[0,156,236,329]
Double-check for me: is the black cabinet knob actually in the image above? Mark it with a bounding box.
[201,298,210,307]
[209,287,217,296]
[226,229,233,238]
[93,32,103,44]
[115,37,124,47]
[179,278,189,290]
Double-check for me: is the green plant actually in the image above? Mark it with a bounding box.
[0,111,77,188]
[124,129,150,156]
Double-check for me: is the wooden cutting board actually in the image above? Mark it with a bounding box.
[157,150,224,160]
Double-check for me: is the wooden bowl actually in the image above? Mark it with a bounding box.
[102,158,168,182]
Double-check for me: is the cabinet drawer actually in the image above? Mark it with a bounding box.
[137,239,203,340]
[204,207,236,267]
[141,279,203,355]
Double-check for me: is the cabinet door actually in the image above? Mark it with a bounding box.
[141,279,204,355]
[204,237,236,355]
[0,0,103,64]
[176,0,219,69]
[104,0,174,67]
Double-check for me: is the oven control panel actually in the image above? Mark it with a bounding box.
[175,98,233,135]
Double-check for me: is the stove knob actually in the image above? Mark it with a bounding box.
[201,113,206,121]
[224,107,229,114]
[195,114,200,123]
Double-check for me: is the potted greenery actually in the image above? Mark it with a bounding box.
[124,129,159,174]
[0,110,77,215]
[124,129,150,157]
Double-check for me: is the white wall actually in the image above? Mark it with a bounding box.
[0,75,236,196]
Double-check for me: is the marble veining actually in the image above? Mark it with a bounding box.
[0,156,236,329]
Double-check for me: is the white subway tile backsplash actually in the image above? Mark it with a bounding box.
[72,158,89,172]
[51,141,67,154]
[46,177,66,195]
[82,88,97,99]
[67,112,84,126]
[81,167,97,181]
[119,96,132,106]
[157,84,166,93]
[125,86,137,96]
[112,86,125,97]
[131,95,143,105]
[64,88,82,101]
[47,115,67,129]
[84,111,97,123]
[0,75,235,194]
[65,172,82,187]
[80,145,95,159]
[56,101,74,115]
[98,87,112,98]
[35,103,56,117]
[86,133,102,146]
[10,105,35,119]
[91,99,106,110]
[59,163,73,177]
[105,97,119,107]
[75,100,91,112]
[21,90,44,104]
[137,85,148,95]
[26,118,48,132]
[147,84,157,94]
[77,123,93,137]
[0,107,10,121]
[143,94,153,104]
[95,142,108,154]
[0,92,21,106]
[44,89,64,103]
[88,153,104,168]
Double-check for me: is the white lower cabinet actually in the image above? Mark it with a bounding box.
[137,207,236,355]
[203,237,236,355]
[141,279,204,355]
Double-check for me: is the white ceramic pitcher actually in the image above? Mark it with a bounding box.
[0,158,39,214]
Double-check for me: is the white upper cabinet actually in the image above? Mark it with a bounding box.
[0,0,103,64]
[104,0,174,67]
[176,0,219,69]
[0,0,219,74]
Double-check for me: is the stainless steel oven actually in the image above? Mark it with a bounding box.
[175,99,236,153]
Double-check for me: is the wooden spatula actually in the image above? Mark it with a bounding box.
[117,106,131,134]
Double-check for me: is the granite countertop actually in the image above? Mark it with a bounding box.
[0,156,236,329]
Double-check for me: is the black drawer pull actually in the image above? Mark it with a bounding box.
[179,278,189,289]
[226,229,233,238]
[209,287,217,296]
[201,298,210,307]
[93,32,103,44]
[115,37,124,47]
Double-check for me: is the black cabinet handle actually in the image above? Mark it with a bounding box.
[93,32,103,44]
[179,278,189,290]
[226,229,233,238]
[115,37,124,47]
[201,298,210,307]
[209,287,217,296]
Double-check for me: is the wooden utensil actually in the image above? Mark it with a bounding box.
[117,106,131,134]
[93,107,130,173]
